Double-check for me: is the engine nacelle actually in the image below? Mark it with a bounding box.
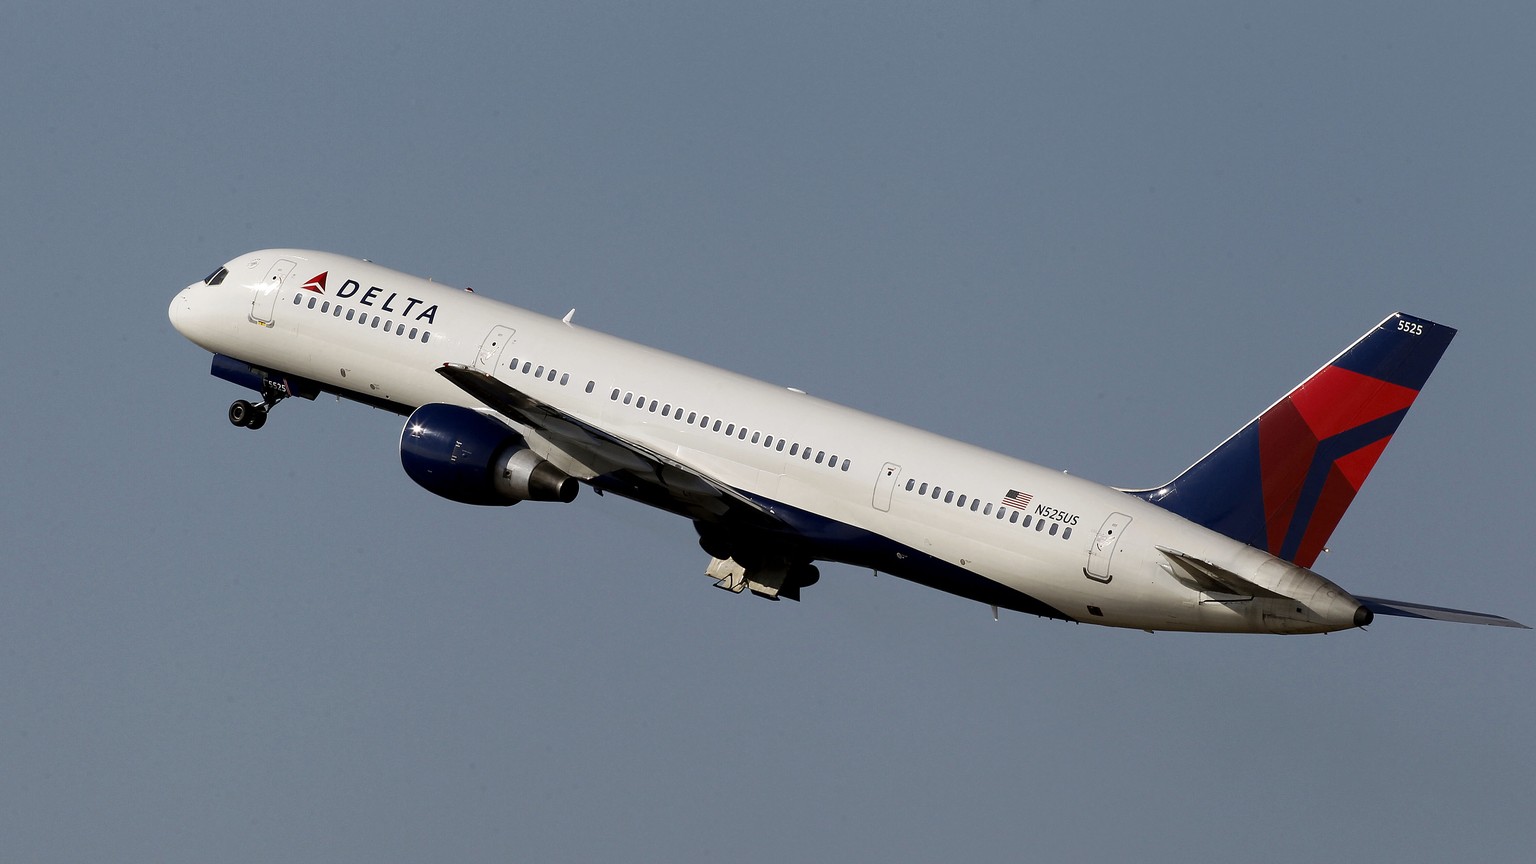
[400,403,579,506]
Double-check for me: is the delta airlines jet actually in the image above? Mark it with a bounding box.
[169,250,1525,634]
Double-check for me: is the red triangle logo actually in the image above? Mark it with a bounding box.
[301,271,328,294]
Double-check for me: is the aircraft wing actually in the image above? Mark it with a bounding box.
[1355,596,1528,629]
[436,363,783,528]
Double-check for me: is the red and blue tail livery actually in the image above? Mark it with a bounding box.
[1132,313,1455,567]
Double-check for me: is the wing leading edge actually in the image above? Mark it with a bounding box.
[435,363,784,529]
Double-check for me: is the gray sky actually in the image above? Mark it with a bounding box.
[3,2,1532,861]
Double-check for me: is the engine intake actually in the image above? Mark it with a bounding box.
[400,403,578,506]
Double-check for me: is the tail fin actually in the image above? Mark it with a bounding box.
[1129,313,1455,567]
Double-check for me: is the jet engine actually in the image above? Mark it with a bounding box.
[400,403,578,506]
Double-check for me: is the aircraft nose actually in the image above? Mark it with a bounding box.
[169,281,218,347]
[169,286,192,335]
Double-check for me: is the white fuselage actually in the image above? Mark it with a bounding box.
[170,249,1368,634]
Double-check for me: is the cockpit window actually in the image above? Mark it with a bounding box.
[204,267,228,285]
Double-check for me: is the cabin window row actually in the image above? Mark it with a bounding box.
[608,388,851,472]
[506,357,578,389]
[901,478,1073,540]
[295,293,431,343]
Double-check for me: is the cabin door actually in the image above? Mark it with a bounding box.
[1084,512,1131,583]
[251,258,296,324]
[872,463,901,511]
[476,326,516,372]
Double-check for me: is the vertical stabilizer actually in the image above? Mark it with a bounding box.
[1128,313,1455,567]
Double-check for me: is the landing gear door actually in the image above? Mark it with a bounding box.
[1085,512,1131,583]
[476,325,516,372]
[251,258,295,325]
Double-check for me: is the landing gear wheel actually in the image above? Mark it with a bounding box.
[245,406,268,430]
[228,400,255,428]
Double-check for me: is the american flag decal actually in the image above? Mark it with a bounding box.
[1002,489,1033,510]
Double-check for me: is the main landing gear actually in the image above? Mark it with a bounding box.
[227,385,286,430]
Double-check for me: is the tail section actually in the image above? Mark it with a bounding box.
[1129,313,1455,567]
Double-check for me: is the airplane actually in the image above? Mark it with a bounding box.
[169,249,1525,634]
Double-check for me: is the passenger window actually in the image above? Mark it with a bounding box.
[293,294,302,305]
[535,366,544,377]
[687,412,697,424]
[932,487,941,499]
[1036,519,1045,532]
[649,401,658,413]
[983,503,992,515]
[562,373,571,386]
[957,494,966,507]
[802,449,812,460]
[509,358,519,369]
[523,362,532,374]
[1062,527,1073,540]
[548,369,557,382]
[724,424,734,435]
[409,327,417,339]
[611,389,620,400]
[321,301,329,313]
[751,432,760,444]
[1049,523,1058,536]
[587,381,596,394]
[624,393,633,405]
[944,491,954,503]
[422,332,430,343]
[307,297,317,309]
[1023,515,1032,527]
[789,443,798,455]
[905,479,915,491]
[776,440,785,452]
[918,483,928,495]
[971,500,980,512]
[738,428,748,440]
[662,404,672,417]
[384,320,392,330]
[1009,511,1019,523]
[815,451,825,464]
[371,316,380,328]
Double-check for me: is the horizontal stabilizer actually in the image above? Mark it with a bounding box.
[1355,596,1528,629]
[1156,547,1286,599]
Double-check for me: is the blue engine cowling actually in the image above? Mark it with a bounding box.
[400,403,579,506]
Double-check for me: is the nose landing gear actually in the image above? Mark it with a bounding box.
[227,385,287,430]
